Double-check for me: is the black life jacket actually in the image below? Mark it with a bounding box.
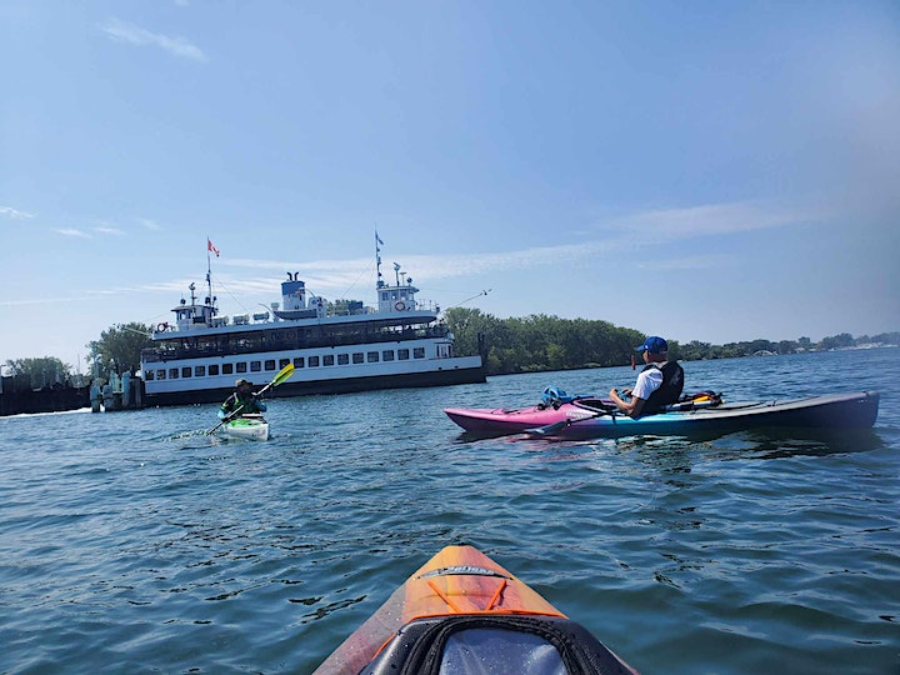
[641,361,685,414]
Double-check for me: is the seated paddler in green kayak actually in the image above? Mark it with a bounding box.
[218,378,268,420]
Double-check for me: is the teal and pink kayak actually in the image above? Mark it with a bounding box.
[444,391,880,439]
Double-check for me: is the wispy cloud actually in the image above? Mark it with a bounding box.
[0,206,35,220]
[170,200,832,298]
[221,241,619,294]
[214,259,374,297]
[100,18,208,62]
[0,280,202,307]
[2,200,831,309]
[137,218,162,231]
[608,201,829,242]
[391,201,828,281]
[95,226,124,236]
[637,254,735,271]
[57,228,91,239]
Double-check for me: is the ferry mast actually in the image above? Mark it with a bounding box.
[376,230,385,289]
[206,235,215,309]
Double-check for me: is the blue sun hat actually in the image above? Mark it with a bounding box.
[635,336,668,354]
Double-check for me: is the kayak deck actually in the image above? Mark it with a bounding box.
[221,416,270,441]
[313,545,637,674]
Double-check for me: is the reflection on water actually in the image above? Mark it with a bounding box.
[699,427,885,460]
[458,423,886,462]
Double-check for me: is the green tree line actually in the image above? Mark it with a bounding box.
[3,322,152,389]
[444,308,645,375]
[674,331,900,361]
[444,308,900,376]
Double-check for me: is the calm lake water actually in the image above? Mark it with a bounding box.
[1,348,898,674]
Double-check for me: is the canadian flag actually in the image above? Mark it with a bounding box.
[207,238,220,257]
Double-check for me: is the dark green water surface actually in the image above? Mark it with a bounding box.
[1,349,898,673]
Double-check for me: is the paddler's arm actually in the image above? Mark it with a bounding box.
[608,388,646,418]
[219,394,237,420]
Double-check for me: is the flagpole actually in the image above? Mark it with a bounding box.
[375,229,383,289]
[206,235,213,307]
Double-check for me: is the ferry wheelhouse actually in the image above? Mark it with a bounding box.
[139,248,485,406]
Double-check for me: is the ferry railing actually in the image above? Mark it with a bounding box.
[141,324,452,362]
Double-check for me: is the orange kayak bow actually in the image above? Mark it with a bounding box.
[313,544,638,674]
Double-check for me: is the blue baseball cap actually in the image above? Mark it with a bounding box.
[635,336,668,354]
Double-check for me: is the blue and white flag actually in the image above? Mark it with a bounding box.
[375,232,384,246]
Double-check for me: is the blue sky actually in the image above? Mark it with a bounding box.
[2,1,898,369]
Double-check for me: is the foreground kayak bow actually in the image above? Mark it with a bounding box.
[313,545,637,674]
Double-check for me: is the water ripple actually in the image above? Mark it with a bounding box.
[0,349,898,673]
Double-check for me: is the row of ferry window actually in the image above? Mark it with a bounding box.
[147,347,427,381]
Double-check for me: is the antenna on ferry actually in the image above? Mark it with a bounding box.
[445,289,491,311]
[393,262,401,286]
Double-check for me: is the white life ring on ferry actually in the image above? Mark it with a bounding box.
[394,301,406,312]
[157,322,169,332]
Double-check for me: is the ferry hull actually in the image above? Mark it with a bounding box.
[144,365,485,407]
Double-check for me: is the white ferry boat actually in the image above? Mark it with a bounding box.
[140,245,485,406]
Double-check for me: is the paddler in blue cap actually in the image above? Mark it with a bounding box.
[609,336,684,417]
[218,378,268,420]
